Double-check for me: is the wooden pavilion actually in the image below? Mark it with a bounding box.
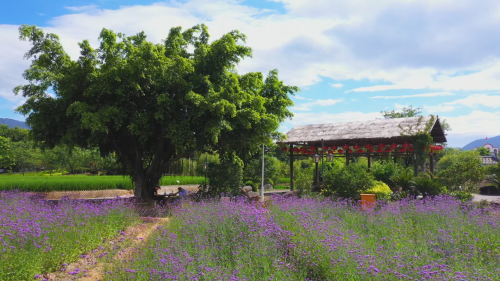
[279,116,447,191]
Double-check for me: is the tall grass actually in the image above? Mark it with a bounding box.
[0,192,140,281]
[0,174,205,192]
[108,196,500,280]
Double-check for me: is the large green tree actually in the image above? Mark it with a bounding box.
[15,24,296,199]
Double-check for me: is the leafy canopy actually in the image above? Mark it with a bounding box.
[15,24,297,198]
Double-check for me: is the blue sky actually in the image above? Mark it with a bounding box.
[2,0,500,147]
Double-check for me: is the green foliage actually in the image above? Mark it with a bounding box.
[0,124,30,142]
[365,180,393,200]
[476,147,491,156]
[244,155,282,186]
[437,150,485,192]
[206,157,243,196]
[322,161,374,199]
[294,163,314,196]
[391,168,414,192]
[15,24,297,198]
[382,105,451,132]
[370,161,402,189]
[381,105,422,119]
[452,191,473,202]
[412,174,447,197]
[0,136,13,168]
[0,174,204,192]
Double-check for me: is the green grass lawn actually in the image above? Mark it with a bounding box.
[0,174,205,192]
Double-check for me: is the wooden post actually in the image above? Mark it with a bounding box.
[346,149,350,166]
[413,153,418,177]
[368,153,371,172]
[290,144,294,191]
[430,153,434,177]
[315,145,319,189]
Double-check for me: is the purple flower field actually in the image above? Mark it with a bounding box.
[107,196,500,281]
[0,192,139,281]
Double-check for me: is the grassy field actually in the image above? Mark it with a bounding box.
[105,196,500,280]
[0,174,205,192]
[0,192,139,281]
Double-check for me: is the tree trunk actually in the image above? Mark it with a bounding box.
[134,171,163,200]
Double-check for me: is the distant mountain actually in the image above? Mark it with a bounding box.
[463,135,500,150]
[0,118,29,129]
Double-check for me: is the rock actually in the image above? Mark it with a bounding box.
[241,186,253,193]
[264,184,273,190]
[281,191,296,197]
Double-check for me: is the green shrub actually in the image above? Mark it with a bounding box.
[391,168,414,192]
[370,161,402,189]
[294,164,314,196]
[412,174,447,197]
[322,162,374,199]
[206,157,243,197]
[437,150,485,192]
[452,191,473,202]
[365,181,393,200]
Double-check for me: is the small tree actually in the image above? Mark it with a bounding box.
[437,150,485,192]
[0,136,14,169]
[322,161,374,199]
[476,147,491,156]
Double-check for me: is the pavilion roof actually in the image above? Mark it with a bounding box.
[280,116,447,146]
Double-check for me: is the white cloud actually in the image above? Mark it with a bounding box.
[445,94,500,108]
[330,83,343,88]
[65,5,98,12]
[291,99,343,111]
[294,95,312,100]
[444,110,500,138]
[371,92,455,99]
[424,104,456,113]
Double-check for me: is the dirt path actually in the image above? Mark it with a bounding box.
[46,217,169,281]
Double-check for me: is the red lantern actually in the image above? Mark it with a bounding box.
[403,142,410,148]
[300,147,307,152]
[310,146,316,151]
[293,147,300,153]
[408,148,414,152]
[338,149,344,154]
[330,146,337,151]
[368,149,374,153]
[281,147,288,152]
[377,149,383,153]
[365,144,373,150]
[399,148,405,152]
[323,146,328,151]
[348,149,354,153]
[390,143,398,150]
[328,150,334,154]
[378,143,385,149]
[342,144,349,150]
[430,145,436,151]
[385,148,392,153]
[353,144,360,150]
[357,149,364,153]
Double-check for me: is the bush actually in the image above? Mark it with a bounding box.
[322,162,374,199]
[206,157,243,197]
[294,164,314,196]
[365,181,393,200]
[370,161,402,189]
[452,191,473,202]
[412,174,447,197]
[437,150,485,192]
[391,168,414,192]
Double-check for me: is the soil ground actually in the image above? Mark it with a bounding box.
[46,217,169,281]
